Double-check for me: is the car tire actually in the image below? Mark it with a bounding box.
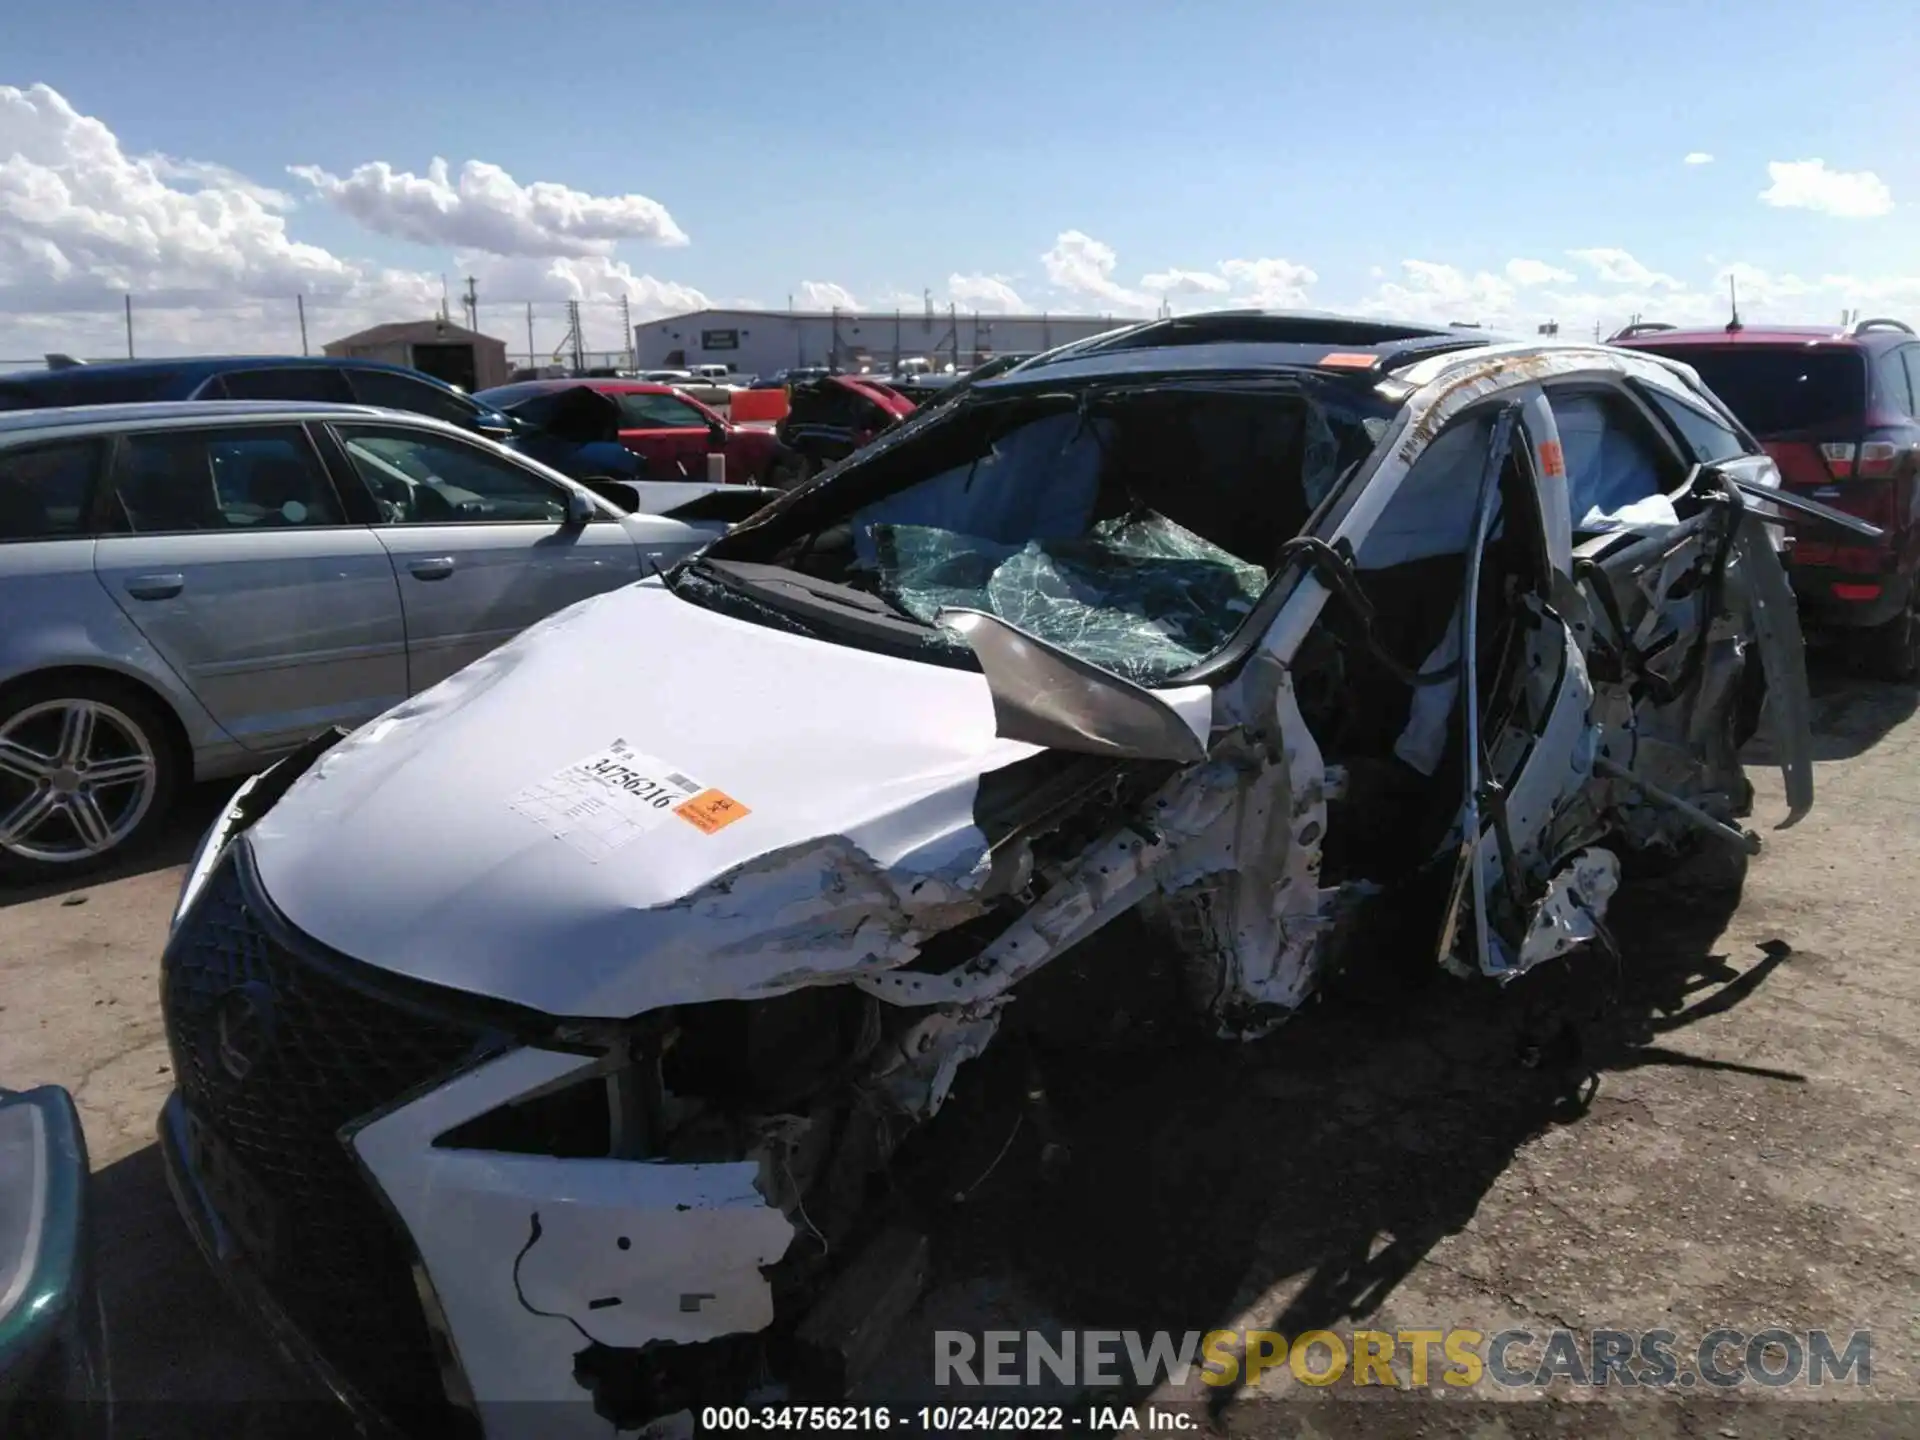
[0,674,181,884]
[1862,590,1920,682]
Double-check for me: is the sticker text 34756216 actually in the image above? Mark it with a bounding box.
[509,739,751,860]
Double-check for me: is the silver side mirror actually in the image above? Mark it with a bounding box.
[564,490,597,527]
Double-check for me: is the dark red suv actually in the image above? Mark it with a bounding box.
[1616,317,1920,677]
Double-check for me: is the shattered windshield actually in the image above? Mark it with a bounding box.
[682,378,1394,683]
[873,513,1270,682]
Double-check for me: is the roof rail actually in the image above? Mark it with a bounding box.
[1608,322,1677,342]
[1844,316,1915,337]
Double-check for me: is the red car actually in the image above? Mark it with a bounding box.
[475,378,787,484]
[1615,317,1920,677]
[773,375,918,483]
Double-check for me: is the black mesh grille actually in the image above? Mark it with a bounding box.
[162,848,488,1413]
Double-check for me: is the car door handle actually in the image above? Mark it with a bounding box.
[123,573,184,600]
[408,558,457,580]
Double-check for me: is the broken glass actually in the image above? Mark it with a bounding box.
[873,511,1269,683]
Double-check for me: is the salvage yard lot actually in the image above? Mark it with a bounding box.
[4,657,1919,1436]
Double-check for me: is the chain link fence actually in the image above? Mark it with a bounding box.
[1,296,648,373]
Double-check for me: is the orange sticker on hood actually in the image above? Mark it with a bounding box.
[1318,351,1377,369]
[675,788,751,834]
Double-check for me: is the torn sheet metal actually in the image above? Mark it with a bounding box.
[935,608,1209,762]
[1146,675,1339,1032]
[1513,847,1621,974]
[867,1005,1006,1117]
[1728,510,1813,827]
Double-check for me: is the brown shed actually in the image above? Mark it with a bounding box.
[323,318,510,393]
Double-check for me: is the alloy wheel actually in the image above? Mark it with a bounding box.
[0,698,160,864]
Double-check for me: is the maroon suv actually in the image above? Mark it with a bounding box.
[1615,318,1920,678]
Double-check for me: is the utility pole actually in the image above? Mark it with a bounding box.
[525,303,535,371]
[619,294,632,369]
[464,276,478,333]
[297,294,309,355]
[567,299,585,373]
[124,294,134,358]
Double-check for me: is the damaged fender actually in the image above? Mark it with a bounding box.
[352,1047,796,1407]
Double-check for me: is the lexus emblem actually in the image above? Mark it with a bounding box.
[214,982,275,1082]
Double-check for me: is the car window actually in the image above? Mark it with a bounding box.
[107,426,345,533]
[0,439,102,541]
[1904,351,1920,421]
[347,369,481,425]
[213,368,355,403]
[333,425,567,525]
[1875,349,1915,417]
[787,384,866,429]
[1633,344,1866,435]
[615,392,710,429]
[1644,390,1749,466]
[1547,388,1684,527]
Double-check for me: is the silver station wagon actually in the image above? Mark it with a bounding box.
[0,400,737,879]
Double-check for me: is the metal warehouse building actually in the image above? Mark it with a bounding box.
[634,306,1138,378]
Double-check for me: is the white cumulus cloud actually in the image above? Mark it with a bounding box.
[948,272,1027,313]
[1045,237,1319,313]
[1567,247,1685,290]
[1140,267,1231,296]
[1683,152,1715,166]
[1041,230,1148,310]
[1217,256,1318,309]
[1505,257,1575,287]
[1759,159,1893,218]
[1355,260,1522,328]
[289,155,688,257]
[0,84,718,358]
[795,279,858,310]
[462,253,707,313]
[146,154,296,211]
[0,82,367,310]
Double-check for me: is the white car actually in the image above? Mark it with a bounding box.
[157,313,1870,1435]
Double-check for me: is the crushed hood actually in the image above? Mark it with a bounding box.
[248,579,1039,1018]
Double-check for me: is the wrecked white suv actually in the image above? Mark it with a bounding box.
[157,313,1869,1436]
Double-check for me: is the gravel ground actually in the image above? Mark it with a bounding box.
[4,658,1917,1437]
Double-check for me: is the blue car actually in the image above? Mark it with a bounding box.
[0,356,645,483]
[0,1085,103,1436]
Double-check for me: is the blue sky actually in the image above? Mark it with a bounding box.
[5,0,1918,355]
